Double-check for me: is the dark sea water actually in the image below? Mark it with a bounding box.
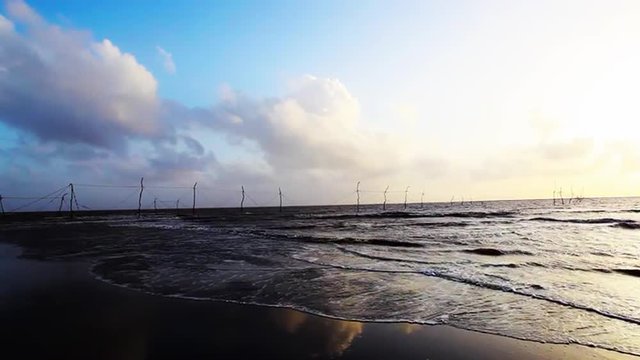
[3,197,640,356]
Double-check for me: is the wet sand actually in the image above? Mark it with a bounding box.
[0,243,637,360]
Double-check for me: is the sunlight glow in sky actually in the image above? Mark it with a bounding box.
[1,0,640,208]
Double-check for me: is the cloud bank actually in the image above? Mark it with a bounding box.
[0,1,441,208]
[1,0,635,209]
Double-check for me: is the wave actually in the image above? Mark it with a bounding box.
[335,238,423,248]
[408,221,471,228]
[320,210,517,220]
[529,217,638,225]
[271,224,319,230]
[482,261,553,269]
[334,246,446,265]
[590,251,614,257]
[462,248,534,256]
[421,270,640,326]
[481,261,640,279]
[322,248,640,327]
[336,259,640,327]
[97,252,640,329]
[481,263,520,268]
[613,269,640,278]
[304,252,640,329]
[428,211,517,219]
[610,222,640,230]
[253,231,425,248]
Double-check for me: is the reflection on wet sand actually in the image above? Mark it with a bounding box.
[396,323,422,335]
[325,321,364,356]
[273,310,364,356]
[275,310,308,333]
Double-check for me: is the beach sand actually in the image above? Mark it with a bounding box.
[0,242,636,360]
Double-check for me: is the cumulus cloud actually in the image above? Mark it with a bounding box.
[156,46,176,74]
[0,0,161,149]
[205,75,430,179]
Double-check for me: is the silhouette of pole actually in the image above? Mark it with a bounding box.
[0,194,4,216]
[58,193,67,213]
[192,182,197,215]
[69,183,75,218]
[176,199,180,215]
[356,181,361,213]
[137,177,144,218]
[240,186,245,212]
[279,187,283,213]
[404,186,410,209]
[421,191,424,209]
[569,187,574,205]
[383,185,389,211]
[154,197,158,212]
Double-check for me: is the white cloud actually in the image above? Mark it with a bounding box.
[5,0,41,25]
[156,46,176,74]
[207,75,433,178]
[0,0,160,148]
[0,14,14,32]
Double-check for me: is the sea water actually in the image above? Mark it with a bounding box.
[3,197,640,355]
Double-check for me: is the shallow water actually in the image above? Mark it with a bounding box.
[3,197,640,355]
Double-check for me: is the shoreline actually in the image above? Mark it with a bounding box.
[1,242,637,359]
[92,267,640,358]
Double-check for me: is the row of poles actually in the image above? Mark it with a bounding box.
[0,178,287,217]
[134,178,285,218]
[355,181,426,213]
[135,178,196,218]
[1,179,479,217]
[552,187,584,206]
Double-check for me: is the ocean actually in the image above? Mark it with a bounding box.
[2,197,640,356]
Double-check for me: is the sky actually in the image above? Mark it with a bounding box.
[1,0,640,210]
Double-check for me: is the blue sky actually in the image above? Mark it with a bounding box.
[1,0,640,210]
[26,0,455,108]
[28,0,373,104]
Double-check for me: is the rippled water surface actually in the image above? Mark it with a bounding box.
[2,197,640,355]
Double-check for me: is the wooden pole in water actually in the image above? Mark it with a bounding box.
[421,191,424,209]
[383,185,389,211]
[154,198,158,213]
[137,177,144,218]
[356,181,361,213]
[176,199,180,215]
[192,182,197,216]
[404,186,410,209]
[240,186,245,212]
[69,183,75,218]
[0,194,4,216]
[278,187,283,213]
